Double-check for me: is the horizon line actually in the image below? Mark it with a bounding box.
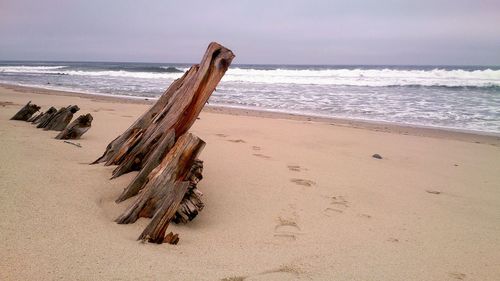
[0,59,499,68]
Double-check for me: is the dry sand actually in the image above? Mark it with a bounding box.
[1,85,499,280]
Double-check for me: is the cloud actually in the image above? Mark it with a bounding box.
[0,0,499,65]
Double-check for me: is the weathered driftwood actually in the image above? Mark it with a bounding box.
[37,106,64,128]
[38,105,80,131]
[115,133,205,225]
[92,42,235,180]
[27,112,42,123]
[94,42,234,244]
[132,133,205,243]
[55,113,93,139]
[10,101,40,121]
[115,130,176,203]
[173,159,204,224]
[163,232,180,245]
[33,107,57,125]
[139,181,189,243]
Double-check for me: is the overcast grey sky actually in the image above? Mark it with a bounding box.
[0,0,499,65]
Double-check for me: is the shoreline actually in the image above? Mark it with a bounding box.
[2,82,499,146]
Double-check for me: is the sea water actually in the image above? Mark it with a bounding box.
[1,61,499,133]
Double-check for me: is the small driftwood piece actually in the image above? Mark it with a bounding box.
[163,232,180,245]
[39,105,80,131]
[55,113,93,139]
[63,141,82,148]
[10,101,40,121]
[33,107,57,125]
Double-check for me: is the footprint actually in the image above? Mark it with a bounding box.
[224,265,302,281]
[273,233,296,241]
[0,101,15,107]
[221,277,246,281]
[215,133,228,138]
[448,272,466,280]
[358,213,372,219]
[329,196,349,207]
[252,146,261,151]
[228,139,246,143]
[259,265,304,279]
[287,165,307,172]
[322,195,349,217]
[290,178,315,186]
[253,153,271,159]
[274,217,301,241]
[323,208,343,216]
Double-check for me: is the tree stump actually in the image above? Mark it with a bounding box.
[94,42,234,244]
[33,107,57,125]
[115,130,176,202]
[27,112,42,123]
[38,105,80,131]
[10,101,41,121]
[92,42,235,179]
[55,113,93,139]
[115,133,205,225]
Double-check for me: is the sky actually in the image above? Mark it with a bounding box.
[0,0,499,65]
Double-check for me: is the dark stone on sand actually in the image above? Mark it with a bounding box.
[372,154,383,159]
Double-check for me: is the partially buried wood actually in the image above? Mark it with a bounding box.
[139,181,189,243]
[163,232,180,245]
[115,130,175,203]
[115,133,205,226]
[41,105,80,131]
[91,42,235,180]
[10,101,41,121]
[115,134,205,224]
[173,159,204,224]
[55,113,93,139]
[27,111,42,123]
[33,107,57,125]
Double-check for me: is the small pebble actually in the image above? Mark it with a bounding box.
[372,154,383,159]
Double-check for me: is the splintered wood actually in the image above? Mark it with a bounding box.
[11,103,93,139]
[93,42,234,244]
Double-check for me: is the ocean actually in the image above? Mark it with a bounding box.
[1,61,499,134]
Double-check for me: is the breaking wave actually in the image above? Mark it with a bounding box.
[1,65,499,87]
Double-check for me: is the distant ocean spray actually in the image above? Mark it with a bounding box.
[1,61,499,133]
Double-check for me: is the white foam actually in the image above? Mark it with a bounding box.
[222,68,500,87]
[0,65,67,73]
[2,66,499,87]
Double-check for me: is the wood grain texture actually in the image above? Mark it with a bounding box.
[55,113,93,139]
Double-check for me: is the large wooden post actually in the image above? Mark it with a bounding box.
[93,42,234,243]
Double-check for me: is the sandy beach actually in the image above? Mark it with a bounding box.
[1,84,500,280]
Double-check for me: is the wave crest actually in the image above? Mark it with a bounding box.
[222,68,500,87]
[1,65,500,87]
